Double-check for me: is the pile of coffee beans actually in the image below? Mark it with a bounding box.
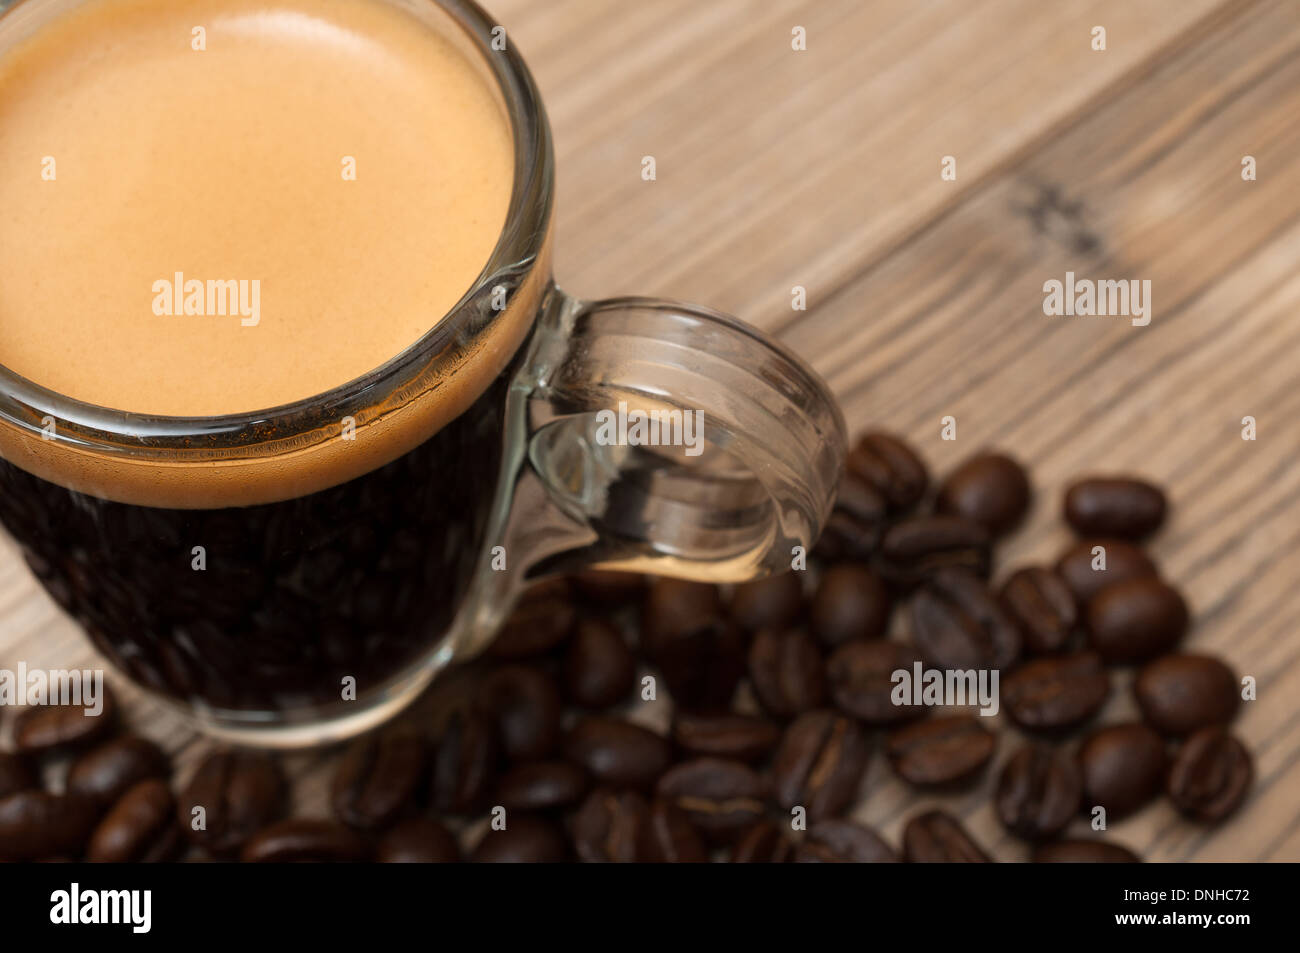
[0,431,1251,862]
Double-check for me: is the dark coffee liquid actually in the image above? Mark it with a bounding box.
[0,368,512,717]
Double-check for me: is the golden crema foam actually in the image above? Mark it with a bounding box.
[0,0,546,508]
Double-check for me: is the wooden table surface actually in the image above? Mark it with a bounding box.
[2,0,1298,862]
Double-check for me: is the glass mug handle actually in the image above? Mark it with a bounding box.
[451,289,848,658]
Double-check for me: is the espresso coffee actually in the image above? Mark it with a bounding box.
[0,0,543,726]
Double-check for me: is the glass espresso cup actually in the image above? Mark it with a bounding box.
[0,0,846,746]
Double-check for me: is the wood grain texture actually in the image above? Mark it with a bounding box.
[1,0,1295,860]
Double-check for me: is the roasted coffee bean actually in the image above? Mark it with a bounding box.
[571,788,649,862]
[641,578,723,645]
[999,567,1078,655]
[472,816,567,863]
[1167,728,1252,823]
[562,718,671,789]
[995,745,1081,841]
[885,716,995,786]
[495,761,589,812]
[67,734,170,807]
[1065,477,1167,539]
[569,570,645,605]
[811,564,891,646]
[12,686,117,754]
[1033,840,1140,863]
[879,516,991,586]
[241,819,369,863]
[1086,578,1188,664]
[1134,654,1239,736]
[639,798,708,862]
[730,571,804,631]
[430,709,499,814]
[331,730,426,830]
[476,665,562,762]
[730,819,795,863]
[563,619,635,710]
[655,758,766,842]
[1077,722,1167,819]
[771,710,870,822]
[375,817,461,863]
[643,615,746,713]
[826,640,926,725]
[488,589,576,660]
[1002,651,1110,731]
[748,627,825,718]
[935,452,1031,536]
[671,712,779,763]
[0,752,38,800]
[86,779,180,863]
[902,810,990,862]
[178,750,286,855]
[814,472,889,561]
[1055,538,1158,605]
[847,432,929,510]
[910,568,1021,670]
[795,820,897,863]
[0,791,98,860]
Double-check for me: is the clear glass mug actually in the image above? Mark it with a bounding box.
[0,0,847,746]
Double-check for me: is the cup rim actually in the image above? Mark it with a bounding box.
[0,0,554,455]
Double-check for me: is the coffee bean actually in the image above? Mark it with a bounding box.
[1033,840,1140,863]
[1002,651,1110,731]
[730,819,795,863]
[1065,477,1167,539]
[569,570,645,605]
[879,516,991,586]
[0,752,38,800]
[241,819,369,863]
[999,567,1078,655]
[571,788,648,862]
[910,568,1021,670]
[795,820,897,863]
[1086,578,1188,664]
[331,730,426,830]
[375,817,461,863]
[178,750,286,855]
[645,616,746,713]
[86,779,180,863]
[885,716,995,786]
[1055,538,1157,605]
[472,816,568,863]
[495,761,589,812]
[748,627,825,718]
[641,578,723,645]
[936,452,1031,536]
[810,564,891,646]
[1134,654,1239,736]
[562,718,670,789]
[0,791,99,860]
[901,810,990,862]
[814,472,889,561]
[1167,728,1251,823]
[66,734,170,807]
[995,745,1081,841]
[771,710,870,822]
[1077,722,1167,819]
[639,798,708,862]
[847,432,929,510]
[730,571,805,631]
[489,589,576,659]
[476,665,562,762]
[671,712,779,763]
[430,709,499,814]
[826,639,925,725]
[563,619,635,710]
[655,758,766,842]
[12,685,117,754]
